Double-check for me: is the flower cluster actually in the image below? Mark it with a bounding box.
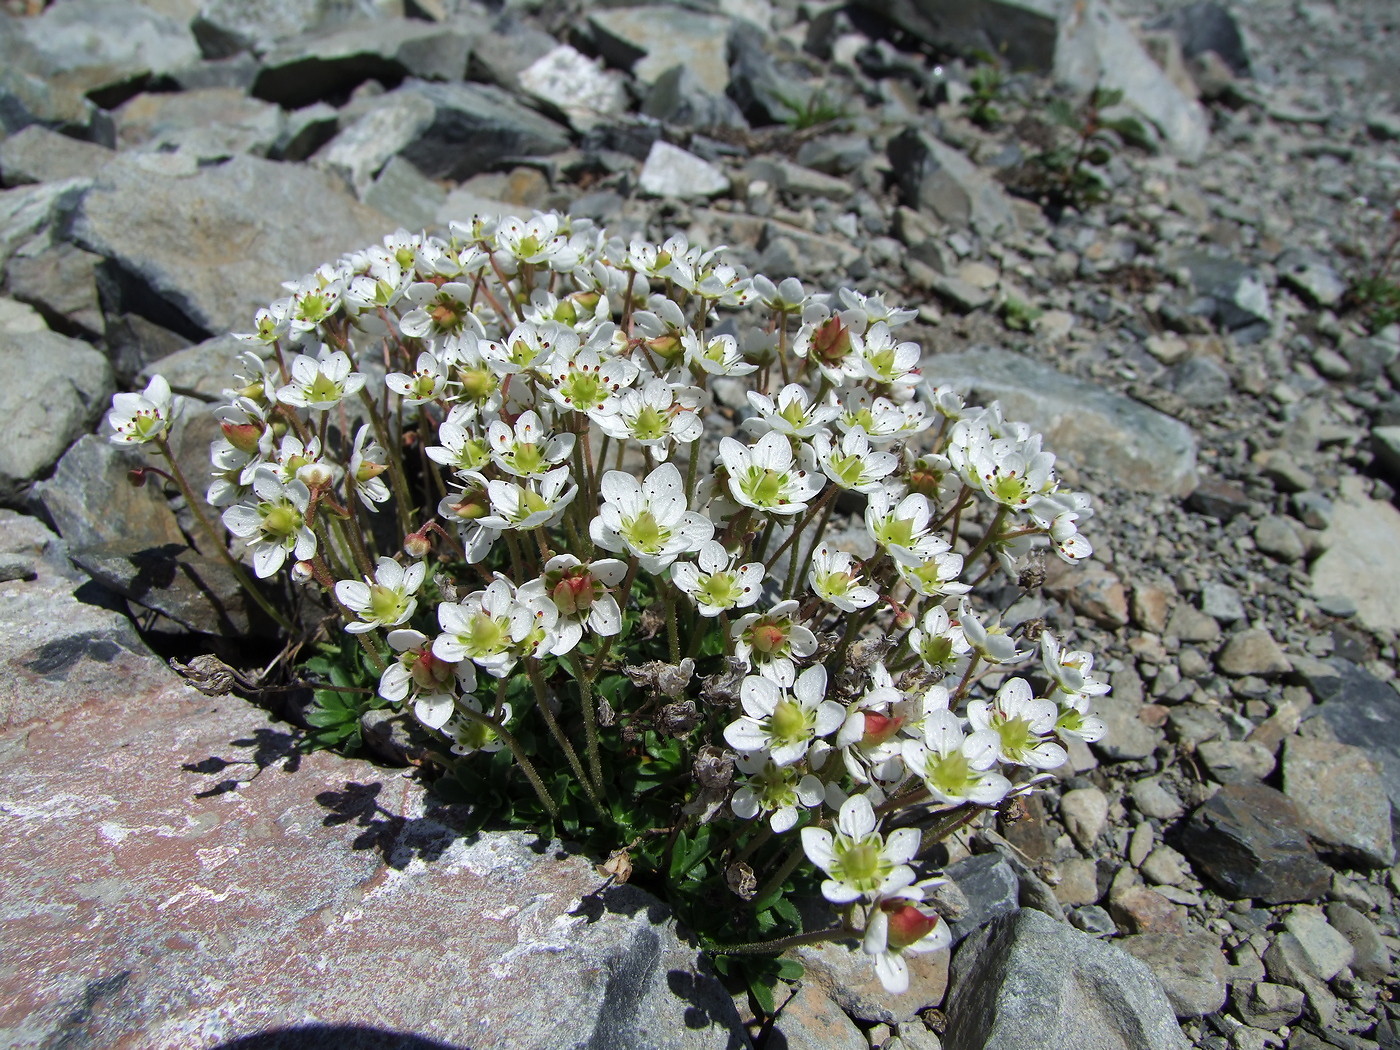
[108,211,1110,994]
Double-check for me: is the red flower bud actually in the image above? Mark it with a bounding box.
[861,711,904,746]
[221,420,264,455]
[881,901,940,949]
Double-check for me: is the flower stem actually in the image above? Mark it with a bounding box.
[454,703,559,821]
[527,658,605,817]
[153,437,297,634]
[568,650,604,792]
[709,926,855,957]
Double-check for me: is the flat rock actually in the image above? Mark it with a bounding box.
[925,348,1198,496]
[1215,627,1290,676]
[1118,933,1228,1018]
[18,0,201,89]
[0,178,91,273]
[945,908,1189,1050]
[796,936,950,1023]
[0,674,746,1048]
[639,141,731,200]
[770,982,866,1050]
[1175,782,1330,904]
[0,63,113,146]
[1195,739,1276,784]
[4,241,105,339]
[1091,694,1162,762]
[0,327,113,500]
[1311,477,1400,633]
[67,154,393,338]
[193,0,343,58]
[589,6,733,95]
[0,125,114,187]
[945,852,1021,944]
[1282,736,1395,867]
[518,44,629,133]
[113,88,285,160]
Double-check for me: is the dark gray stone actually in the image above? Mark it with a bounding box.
[1146,1,1251,77]
[0,62,114,146]
[589,5,732,95]
[113,88,285,160]
[888,128,1017,236]
[393,80,572,182]
[1178,252,1272,332]
[3,242,104,339]
[946,852,1021,944]
[1161,356,1232,408]
[253,20,472,108]
[926,348,1198,496]
[1118,933,1228,1019]
[1314,660,1400,825]
[17,0,201,91]
[643,66,748,132]
[946,909,1189,1050]
[1175,783,1331,903]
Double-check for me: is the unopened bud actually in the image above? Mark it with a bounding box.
[221,420,264,455]
[894,608,916,631]
[356,460,389,482]
[881,901,941,949]
[291,560,315,585]
[297,461,335,488]
[127,468,148,488]
[404,530,432,559]
[860,711,904,747]
[600,849,633,884]
[750,623,787,654]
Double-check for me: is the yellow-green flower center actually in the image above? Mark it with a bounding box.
[368,584,409,624]
[831,836,888,892]
[621,509,669,553]
[768,698,809,744]
[261,503,300,539]
[632,405,669,441]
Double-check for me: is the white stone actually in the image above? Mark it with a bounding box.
[519,45,628,132]
[638,142,730,200]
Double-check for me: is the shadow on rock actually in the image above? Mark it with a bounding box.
[183,726,301,797]
[211,1025,470,1049]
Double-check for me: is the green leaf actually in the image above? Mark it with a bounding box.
[748,973,776,1017]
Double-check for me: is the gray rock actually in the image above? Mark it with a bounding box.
[1216,628,1290,676]
[589,5,732,95]
[1199,582,1245,624]
[1060,786,1109,849]
[1280,906,1354,982]
[0,125,113,187]
[1178,252,1272,332]
[643,66,748,131]
[272,101,341,162]
[1165,603,1220,643]
[888,129,1018,237]
[1118,933,1228,1019]
[518,44,629,133]
[1309,477,1400,634]
[1130,777,1185,821]
[796,134,873,175]
[1323,903,1391,983]
[18,0,201,89]
[1253,518,1306,563]
[1069,905,1117,936]
[945,908,1189,1050]
[165,52,263,93]
[67,154,392,338]
[0,63,113,146]
[313,87,439,196]
[925,348,1198,496]
[1139,846,1189,887]
[0,670,748,1048]
[796,936,950,1023]
[1196,740,1276,785]
[0,297,49,335]
[0,178,90,273]
[113,88,285,160]
[924,273,995,313]
[392,80,572,182]
[1092,694,1162,762]
[1282,736,1395,867]
[193,0,346,59]
[1147,1,1251,77]
[1371,425,1400,483]
[1278,251,1347,308]
[1235,982,1304,1030]
[945,852,1021,944]
[468,14,560,92]
[1176,782,1330,903]
[363,155,447,230]
[1161,356,1232,408]
[3,242,104,339]
[1166,704,1226,748]
[252,20,472,108]
[638,141,731,200]
[0,327,113,501]
[137,334,258,401]
[1340,335,1398,380]
[770,982,866,1050]
[851,0,1063,75]
[746,157,854,201]
[728,28,820,127]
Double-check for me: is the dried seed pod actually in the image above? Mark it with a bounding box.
[725,861,757,900]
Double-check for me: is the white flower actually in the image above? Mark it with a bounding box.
[813,427,899,493]
[901,710,1010,806]
[837,390,931,445]
[590,462,714,573]
[682,330,757,377]
[487,410,575,478]
[1040,632,1110,699]
[425,411,491,475]
[276,346,365,410]
[596,378,703,457]
[477,465,578,531]
[433,579,538,677]
[108,374,176,445]
[865,490,943,567]
[966,678,1067,770]
[719,432,824,517]
[334,558,426,634]
[799,794,920,904]
[221,469,317,579]
[546,344,638,420]
[386,350,453,406]
[907,606,970,675]
[743,384,840,439]
[730,753,825,833]
[671,541,765,617]
[399,280,479,339]
[443,695,514,755]
[348,424,392,508]
[855,321,921,388]
[957,600,1025,665]
[723,664,844,767]
[808,545,879,612]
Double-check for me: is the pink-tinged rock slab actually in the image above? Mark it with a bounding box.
[0,511,745,1048]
